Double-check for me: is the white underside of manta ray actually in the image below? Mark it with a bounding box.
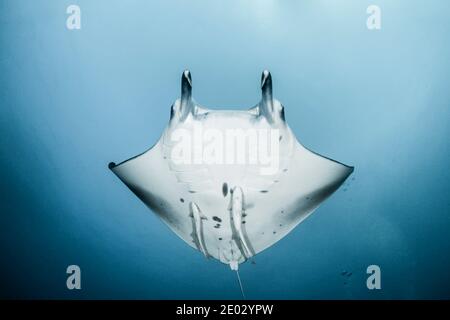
[109,70,353,271]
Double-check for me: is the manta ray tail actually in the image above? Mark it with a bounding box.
[236,270,246,300]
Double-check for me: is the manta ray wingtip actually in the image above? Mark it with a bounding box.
[108,162,116,170]
[341,164,355,183]
[343,164,355,174]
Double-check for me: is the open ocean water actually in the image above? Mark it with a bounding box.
[0,0,449,299]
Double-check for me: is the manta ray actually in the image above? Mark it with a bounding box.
[109,70,353,280]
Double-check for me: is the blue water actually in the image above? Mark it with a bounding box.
[0,0,449,299]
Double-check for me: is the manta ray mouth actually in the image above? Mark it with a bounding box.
[109,70,354,273]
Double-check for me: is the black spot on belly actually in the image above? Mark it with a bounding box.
[242,221,246,224]
[222,183,228,197]
[218,238,223,241]
[212,216,222,223]
[281,210,284,214]
[180,198,185,203]
[279,224,282,227]
[273,231,277,234]
[260,190,268,193]
[214,224,221,229]
[279,135,283,141]
[283,168,288,172]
